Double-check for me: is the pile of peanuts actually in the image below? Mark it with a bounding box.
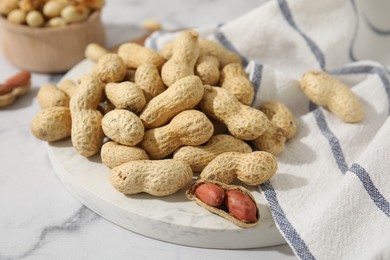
[0,0,104,27]
[31,30,364,227]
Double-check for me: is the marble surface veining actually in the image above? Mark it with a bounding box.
[0,0,296,259]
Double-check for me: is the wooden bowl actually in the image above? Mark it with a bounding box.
[0,11,105,73]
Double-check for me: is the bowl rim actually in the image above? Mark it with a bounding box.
[0,10,102,34]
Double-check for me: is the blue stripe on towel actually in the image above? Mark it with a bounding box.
[277,0,326,70]
[212,30,249,67]
[311,72,390,218]
[312,106,349,173]
[349,163,390,217]
[249,63,264,104]
[261,181,316,260]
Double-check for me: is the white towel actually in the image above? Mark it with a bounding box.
[145,0,390,259]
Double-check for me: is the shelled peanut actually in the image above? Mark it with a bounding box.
[186,180,260,227]
[1,0,105,27]
[0,71,31,107]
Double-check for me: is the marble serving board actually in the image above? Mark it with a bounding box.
[47,58,286,249]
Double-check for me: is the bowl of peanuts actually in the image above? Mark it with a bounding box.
[0,0,106,73]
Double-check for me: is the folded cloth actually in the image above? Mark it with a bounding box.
[145,0,390,259]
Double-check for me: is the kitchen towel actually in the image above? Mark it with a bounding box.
[145,0,390,259]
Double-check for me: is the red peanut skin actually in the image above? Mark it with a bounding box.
[225,190,257,222]
[195,183,225,207]
[0,71,31,95]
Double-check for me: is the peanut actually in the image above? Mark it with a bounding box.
[101,141,149,169]
[37,84,69,109]
[200,151,278,185]
[0,71,31,107]
[70,74,103,112]
[110,159,193,196]
[84,43,108,62]
[61,4,90,24]
[143,18,161,32]
[57,79,77,98]
[7,9,27,24]
[260,101,297,139]
[220,63,254,105]
[70,74,104,157]
[140,110,214,159]
[198,39,242,67]
[252,123,286,156]
[186,180,259,227]
[43,0,66,18]
[0,0,18,15]
[19,0,45,12]
[173,134,252,172]
[134,63,166,102]
[300,70,364,123]
[93,53,127,83]
[104,81,145,113]
[199,85,270,140]
[139,75,204,129]
[26,10,44,27]
[161,30,200,87]
[195,55,220,86]
[71,109,104,157]
[161,38,242,67]
[102,109,144,146]
[226,190,257,223]
[195,182,225,207]
[118,43,165,70]
[84,0,105,9]
[31,106,71,142]
[46,16,67,27]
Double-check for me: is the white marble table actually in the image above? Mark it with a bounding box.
[0,1,296,259]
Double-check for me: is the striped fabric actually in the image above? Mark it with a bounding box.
[146,0,390,258]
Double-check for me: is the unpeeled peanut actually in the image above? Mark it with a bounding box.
[110,159,193,196]
[195,55,220,86]
[31,106,71,142]
[101,141,149,169]
[199,85,270,140]
[84,43,108,62]
[134,63,166,102]
[37,84,69,109]
[93,53,127,83]
[102,109,144,146]
[260,101,297,139]
[70,74,104,157]
[104,82,146,113]
[118,43,166,70]
[140,110,214,159]
[220,63,254,106]
[58,79,77,98]
[300,70,364,123]
[198,39,242,67]
[200,151,278,185]
[252,123,286,156]
[173,134,252,172]
[139,75,204,129]
[161,30,199,87]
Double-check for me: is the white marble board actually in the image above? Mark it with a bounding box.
[47,59,286,249]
